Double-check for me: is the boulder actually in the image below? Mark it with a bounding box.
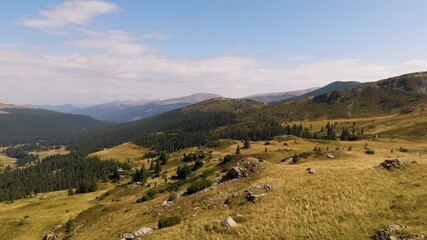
[134,227,153,236]
[380,159,404,170]
[221,216,238,227]
[327,153,335,159]
[306,167,317,174]
[371,224,406,240]
[120,233,135,240]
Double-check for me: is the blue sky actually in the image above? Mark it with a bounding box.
[1,0,427,105]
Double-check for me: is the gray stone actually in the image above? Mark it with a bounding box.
[380,159,404,170]
[133,227,153,236]
[221,216,238,227]
[306,167,317,174]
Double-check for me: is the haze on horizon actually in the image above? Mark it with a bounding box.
[1,0,427,105]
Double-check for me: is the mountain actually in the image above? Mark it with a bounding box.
[301,81,363,97]
[35,104,80,113]
[70,72,427,153]
[262,72,427,120]
[39,93,223,123]
[0,107,112,144]
[245,87,318,103]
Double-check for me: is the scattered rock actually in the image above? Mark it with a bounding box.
[371,224,407,240]
[398,233,426,239]
[281,157,293,163]
[380,159,404,170]
[221,157,262,182]
[221,216,238,227]
[161,200,172,207]
[306,167,317,174]
[327,153,335,159]
[411,160,418,164]
[244,190,266,203]
[133,227,153,236]
[120,233,135,240]
[42,225,63,240]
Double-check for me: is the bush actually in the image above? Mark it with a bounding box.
[137,189,158,203]
[222,155,233,164]
[365,149,375,154]
[158,215,181,229]
[192,160,203,171]
[167,192,177,202]
[186,179,212,195]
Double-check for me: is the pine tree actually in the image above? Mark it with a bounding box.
[243,139,251,149]
[154,159,162,175]
[236,145,241,154]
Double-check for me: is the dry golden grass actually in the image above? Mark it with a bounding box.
[0,147,15,170]
[2,136,426,240]
[89,142,148,164]
[30,147,69,160]
[0,183,113,240]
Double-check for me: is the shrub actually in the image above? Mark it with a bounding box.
[192,160,203,171]
[365,149,375,154]
[167,192,177,202]
[186,179,212,195]
[137,189,158,203]
[158,215,181,229]
[222,155,233,164]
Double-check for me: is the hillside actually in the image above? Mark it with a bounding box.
[40,93,223,123]
[68,72,427,154]
[300,81,363,97]
[261,72,427,121]
[244,87,318,103]
[0,108,113,145]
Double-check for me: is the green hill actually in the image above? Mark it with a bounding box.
[0,108,113,145]
[70,72,427,153]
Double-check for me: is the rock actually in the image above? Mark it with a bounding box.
[120,233,135,240]
[281,157,293,163]
[371,224,406,240]
[327,153,335,159]
[411,160,418,164]
[244,190,266,203]
[42,233,54,240]
[380,159,404,170]
[398,233,426,239]
[221,157,262,182]
[263,184,275,190]
[161,200,172,207]
[133,227,153,236]
[306,167,317,174]
[221,216,238,227]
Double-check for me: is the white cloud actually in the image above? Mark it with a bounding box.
[19,0,118,29]
[1,44,427,105]
[74,30,153,55]
[142,31,171,40]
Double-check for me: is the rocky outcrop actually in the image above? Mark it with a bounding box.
[371,224,425,240]
[380,159,404,170]
[221,157,262,182]
[119,226,153,240]
[42,225,62,240]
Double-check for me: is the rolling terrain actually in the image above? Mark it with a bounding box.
[0,72,426,240]
[0,107,113,145]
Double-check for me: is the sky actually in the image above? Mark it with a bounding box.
[1,0,427,105]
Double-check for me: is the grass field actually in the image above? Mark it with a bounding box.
[88,142,148,164]
[1,134,426,240]
[30,147,70,160]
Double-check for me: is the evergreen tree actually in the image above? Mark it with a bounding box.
[243,139,251,149]
[236,145,241,154]
[154,159,162,175]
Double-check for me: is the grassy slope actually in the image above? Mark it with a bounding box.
[0,184,113,240]
[3,135,425,240]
